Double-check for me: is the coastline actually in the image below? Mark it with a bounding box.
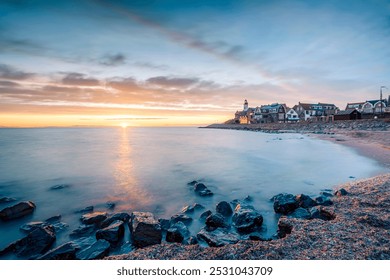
[107,120,390,260]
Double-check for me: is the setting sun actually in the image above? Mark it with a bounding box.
[120,122,128,128]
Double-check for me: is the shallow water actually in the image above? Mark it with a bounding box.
[0,127,385,258]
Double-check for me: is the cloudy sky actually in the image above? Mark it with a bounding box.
[0,0,389,127]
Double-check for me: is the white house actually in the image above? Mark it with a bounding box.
[285,108,299,122]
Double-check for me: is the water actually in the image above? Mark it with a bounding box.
[0,127,385,258]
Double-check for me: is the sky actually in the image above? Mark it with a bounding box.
[0,0,389,127]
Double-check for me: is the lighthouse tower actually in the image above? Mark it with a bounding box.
[243,99,248,111]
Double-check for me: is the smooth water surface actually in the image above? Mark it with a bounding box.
[0,127,385,257]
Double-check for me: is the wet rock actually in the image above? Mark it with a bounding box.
[130,212,162,248]
[0,225,56,258]
[194,183,214,197]
[184,236,198,245]
[75,239,110,260]
[0,201,36,221]
[273,194,299,214]
[320,191,333,197]
[72,236,96,250]
[50,184,70,190]
[289,207,311,219]
[187,180,198,186]
[180,203,205,214]
[0,197,16,203]
[197,228,239,247]
[315,196,333,206]
[199,210,212,220]
[248,232,272,241]
[38,242,79,260]
[96,220,124,244]
[106,202,116,210]
[158,218,171,231]
[309,206,336,220]
[100,212,130,228]
[69,225,96,238]
[295,194,317,208]
[80,212,107,225]
[119,241,133,255]
[20,221,48,233]
[205,213,229,230]
[199,189,213,197]
[270,193,288,202]
[170,213,193,226]
[335,188,348,196]
[216,201,233,217]
[277,218,293,238]
[75,206,94,214]
[45,215,62,224]
[232,204,263,233]
[243,195,253,203]
[166,222,190,243]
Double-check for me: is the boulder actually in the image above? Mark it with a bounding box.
[273,194,299,214]
[69,225,96,238]
[50,184,70,190]
[187,180,198,186]
[216,201,233,217]
[0,201,36,221]
[45,215,62,224]
[75,206,94,214]
[20,221,48,233]
[184,236,198,245]
[0,225,56,258]
[197,228,239,247]
[205,213,229,230]
[106,202,116,210]
[38,242,79,260]
[232,204,263,233]
[277,218,293,238]
[194,183,213,197]
[180,203,204,214]
[248,232,272,241]
[315,196,333,206]
[199,189,213,197]
[295,194,317,208]
[72,236,96,250]
[158,218,171,231]
[200,210,212,220]
[334,188,348,196]
[166,222,190,243]
[100,212,130,228]
[80,212,107,225]
[170,213,193,226]
[320,191,333,197]
[289,207,311,219]
[0,197,16,203]
[96,220,124,244]
[309,206,336,220]
[130,212,162,248]
[75,239,110,260]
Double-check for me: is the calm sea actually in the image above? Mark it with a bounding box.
[0,127,385,257]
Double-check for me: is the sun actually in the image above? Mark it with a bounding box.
[120,122,128,128]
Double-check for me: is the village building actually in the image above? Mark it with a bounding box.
[344,97,390,117]
[285,108,299,122]
[252,103,287,123]
[334,109,362,121]
[293,102,338,121]
[234,99,255,124]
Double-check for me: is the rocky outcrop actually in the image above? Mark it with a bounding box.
[20,221,47,233]
[70,225,96,238]
[166,222,190,243]
[273,194,299,214]
[100,212,130,228]
[0,201,36,221]
[205,213,229,230]
[216,201,233,217]
[75,206,94,214]
[200,210,212,220]
[295,194,317,208]
[309,206,336,220]
[232,204,263,233]
[315,195,333,206]
[335,188,348,196]
[180,203,204,214]
[197,228,239,247]
[194,183,214,196]
[75,239,110,260]
[170,213,193,226]
[96,220,124,244]
[289,207,311,219]
[0,225,56,258]
[38,242,79,260]
[80,212,107,225]
[130,212,162,248]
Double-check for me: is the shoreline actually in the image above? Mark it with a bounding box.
[107,121,390,260]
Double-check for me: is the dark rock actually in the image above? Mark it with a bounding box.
[0,197,16,203]
[273,194,299,214]
[289,207,311,219]
[295,194,317,208]
[69,225,96,238]
[20,221,48,233]
[309,206,336,220]
[106,202,116,209]
[45,215,62,223]
[119,241,133,255]
[320,191,333,197]
[75,239,110,260]
[0,201,36,221]
[205,213,229,230]
[199,189,213,196]
[216,201,233,217]
[101,212,130,228]
[184,236,198,245]
[335,188,348,196]
[38,242,79,260]
[249,232,272,241]
[232,204,263,233]
[277,218,293,238]
[197,228,239,247]
[75,206,94,214]
[158,218,171,231]
[72,236,96,250]
[130,212,162,248]
[200,210,212,220]
[0,225,56,258]
[166,222,190,243]
[50,184,70,190]
[194,183,207,192]
[96,220,124,244]
[51,222,69,232]
[243,195,253,203]
[315,196,333,206]
[180,203,204,214]
[80,212,107,225]
[170,213,193,226]
[187,180,198,186]
[270,193,288,202]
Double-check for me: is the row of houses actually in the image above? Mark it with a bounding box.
[234,97,390,124]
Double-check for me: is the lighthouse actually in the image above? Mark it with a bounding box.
[243,99,248,111]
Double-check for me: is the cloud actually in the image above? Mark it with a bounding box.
[0,80,20,87]
[133,61,169,70]
[99,53,126,66]
[0,64,34,80]
[62,72,100,86]
[146,76,199,88]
